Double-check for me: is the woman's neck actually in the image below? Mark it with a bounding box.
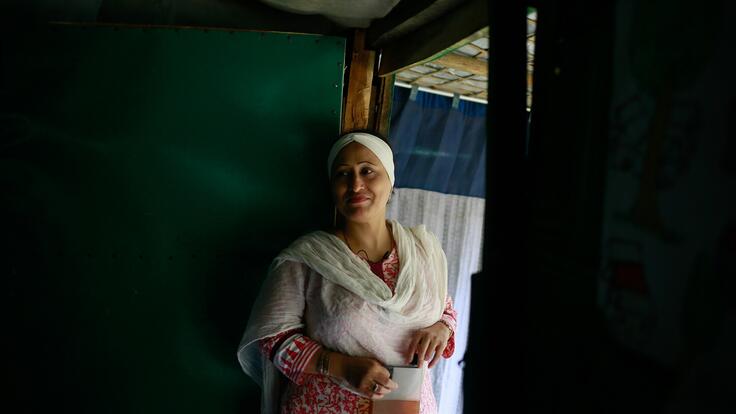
[341,217,393,260]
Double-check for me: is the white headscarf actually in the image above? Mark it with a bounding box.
[327,132,395,186]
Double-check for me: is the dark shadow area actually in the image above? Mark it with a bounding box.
[466,0,734,413]
[1,22,343,413]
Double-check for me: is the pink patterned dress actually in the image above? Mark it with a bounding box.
[259,243,458,414]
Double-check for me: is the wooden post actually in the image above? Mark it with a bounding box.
[342,30,375,133]
[370,73,395,139]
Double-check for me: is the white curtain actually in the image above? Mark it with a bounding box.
[387,187,484,414]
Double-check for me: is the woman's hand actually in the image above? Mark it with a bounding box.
[407,321,452,369]
[331,353,398,399]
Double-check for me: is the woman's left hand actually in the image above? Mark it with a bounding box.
[406,321,452,369]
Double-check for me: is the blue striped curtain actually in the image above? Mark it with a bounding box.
[390,86,486,198]
[387,86,486,414]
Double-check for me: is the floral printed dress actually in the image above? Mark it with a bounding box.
[258,242,458,414]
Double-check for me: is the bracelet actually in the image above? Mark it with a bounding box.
[317,349,331,376]
[438,319,453,336]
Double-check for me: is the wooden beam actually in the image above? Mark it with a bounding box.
[367,0,464,48]
[434,53,488,77]
[410,67,447,83]
[342,30,376,133]
[433,74,477,90]
[466,89,487,98]
[390,30,488,79]
[369,74,395,139]
[378,0,488,77]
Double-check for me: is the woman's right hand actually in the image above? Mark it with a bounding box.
[331,353,399,399]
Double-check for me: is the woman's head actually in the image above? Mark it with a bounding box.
[327,132,394,225]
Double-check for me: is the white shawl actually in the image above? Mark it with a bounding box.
[237,220,448,414]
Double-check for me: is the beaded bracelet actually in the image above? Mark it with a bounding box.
[438,319,453,336]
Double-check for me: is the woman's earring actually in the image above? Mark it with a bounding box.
[332,206,337,228]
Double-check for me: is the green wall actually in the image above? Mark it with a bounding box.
[1,24,344,412]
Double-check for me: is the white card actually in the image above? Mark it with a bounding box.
[382,365,424,401]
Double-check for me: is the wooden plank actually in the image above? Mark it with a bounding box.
[342,30,375,132]
[410,67,447,83]
[434,53,488,77]
[378,0,488,77]
[371,74,395,139]
[367,0,463,47]
[433,74,479,91]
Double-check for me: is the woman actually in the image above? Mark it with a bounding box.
[237,132,458,414]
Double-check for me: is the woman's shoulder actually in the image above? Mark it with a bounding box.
[271,228,339,266]
[269,256,310,274]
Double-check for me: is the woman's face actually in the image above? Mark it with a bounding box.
[330,142,392,225]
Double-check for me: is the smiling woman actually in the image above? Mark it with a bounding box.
[237,131,458,414]
[328,133,395,259]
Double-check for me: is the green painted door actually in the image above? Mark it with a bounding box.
[1,24,345,412]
